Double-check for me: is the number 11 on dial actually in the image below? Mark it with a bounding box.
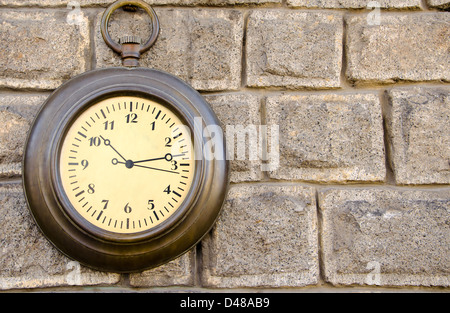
[59,96,195,234]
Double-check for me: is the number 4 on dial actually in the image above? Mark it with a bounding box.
[164,185,171,194]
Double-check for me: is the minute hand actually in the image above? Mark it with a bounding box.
[100,135,127,162]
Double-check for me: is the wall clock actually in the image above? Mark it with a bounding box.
[23,0,229,273]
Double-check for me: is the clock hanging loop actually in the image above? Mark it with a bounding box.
[100,0,160,67]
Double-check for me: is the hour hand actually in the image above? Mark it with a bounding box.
[100,135,127,162]
[133,153,185,164]
[133,153,173,164]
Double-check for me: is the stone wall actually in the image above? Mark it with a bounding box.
[0,0,449,291]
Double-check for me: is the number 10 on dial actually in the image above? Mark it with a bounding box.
[59,96,195,234]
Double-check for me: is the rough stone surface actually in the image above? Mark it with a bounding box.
[95,8,243,91]
[385,87,450,185]
[246,10,343,89]
[0,111,29,164]
[427,0,450,9]
[0,0,280,6]
[202,184,319,288]
[319,188,450,287]
[346,13,450,85]
[266,93,386,182]
[0,184,120,290]
[0,94,46,178]
[287,0,421,8]
[129,250,195,287]
[205,94,262,182]
[0,10,90,90]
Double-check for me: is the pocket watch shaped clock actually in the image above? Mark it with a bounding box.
[23,0,229,273]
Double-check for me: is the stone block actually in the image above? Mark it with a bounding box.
[0,9,90,90]
[287,0,421,8]
[0,94,47,178]
[95,8,243,91]
[246,10,343,89]
[266,93,386,182]
[0,0,281,6]
[202,184,319,288]
[385,87,450,185]
[0,111,28,166]
[130,250,195,287]
[0,184,120,290]
[427,0,450,9]
[346,13,450,85]
[205,94,262,182]
[319,187,450,287]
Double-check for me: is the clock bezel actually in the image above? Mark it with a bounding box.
[23,67,229,272]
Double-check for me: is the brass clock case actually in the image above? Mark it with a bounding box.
[23,67,229,273]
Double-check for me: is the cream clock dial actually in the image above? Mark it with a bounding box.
[59,96,195,234]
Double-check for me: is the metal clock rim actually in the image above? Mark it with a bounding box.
[23,67,229,272]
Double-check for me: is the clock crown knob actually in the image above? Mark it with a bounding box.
[118,36,142,67]
[119,36,142,45]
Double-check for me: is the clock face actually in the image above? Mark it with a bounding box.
[24,67,228,272]
[59,95,195,235]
